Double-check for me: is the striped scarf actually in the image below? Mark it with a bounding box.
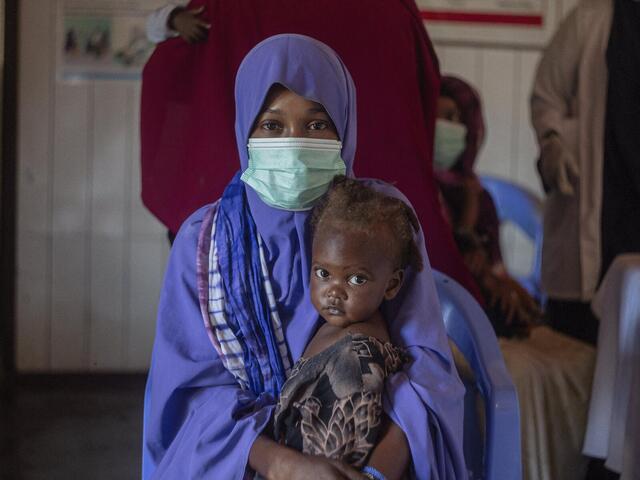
[201,174,292,397]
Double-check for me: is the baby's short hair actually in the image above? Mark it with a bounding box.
[311,175,423,272]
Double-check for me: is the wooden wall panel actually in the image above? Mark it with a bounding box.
[437,45,482,87]
[16,0,55,371]
[126,83,168,370]
[88,82,130,370]
[507,50,543,276]
[477,50,518,177]
[50,83,90,369]
[17,0,169,372]
[515,51,543,195]
[127,239,166,369]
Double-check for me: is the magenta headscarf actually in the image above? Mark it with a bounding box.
[435,75,486,185]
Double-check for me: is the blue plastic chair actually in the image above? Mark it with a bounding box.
[433,270,521,480]
[479,175,544,301]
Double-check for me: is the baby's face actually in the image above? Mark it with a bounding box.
[310,223,403,328]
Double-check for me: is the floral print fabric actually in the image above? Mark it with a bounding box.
[273,333,406,467]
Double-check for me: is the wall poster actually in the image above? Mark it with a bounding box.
[60,0,162,81]
[417,0,558,46]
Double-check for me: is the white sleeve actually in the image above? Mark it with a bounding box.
[145,1,189,44]
[530,5,583,143]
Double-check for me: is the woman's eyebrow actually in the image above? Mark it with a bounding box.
[308,106,328,114]
[264,108,282,115]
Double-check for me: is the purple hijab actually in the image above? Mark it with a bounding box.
[144,35,465,479]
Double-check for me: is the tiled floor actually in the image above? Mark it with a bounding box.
[0,374,621,480]
[0,375,145,480]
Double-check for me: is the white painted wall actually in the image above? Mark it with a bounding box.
[16,0,581,372]
[17,0,169,372]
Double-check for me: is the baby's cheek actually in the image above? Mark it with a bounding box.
[309,283,323,309]
[309,289,319,307]
[350,292,377,319]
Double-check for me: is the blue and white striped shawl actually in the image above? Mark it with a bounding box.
[197,190,292,397]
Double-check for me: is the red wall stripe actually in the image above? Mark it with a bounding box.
[420,10,543,26]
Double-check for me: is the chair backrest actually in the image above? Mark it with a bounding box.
[479,174,544,300]
[433,270,521,480]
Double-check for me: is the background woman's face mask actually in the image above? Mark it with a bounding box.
[241,138,346,210]
[434,119,467,170]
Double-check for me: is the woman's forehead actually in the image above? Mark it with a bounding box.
[437,96,460,115]
[260,84,329,114]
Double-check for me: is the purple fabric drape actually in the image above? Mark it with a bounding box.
[144,35,465,479]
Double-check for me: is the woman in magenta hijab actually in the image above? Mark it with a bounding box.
[434,76,540,333]
[140,0,481,301]
[143,35,466,479]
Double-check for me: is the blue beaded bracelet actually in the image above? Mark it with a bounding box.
[362,466,387,480]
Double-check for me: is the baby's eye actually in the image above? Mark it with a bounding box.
[315,268,330,279]
[348,275,368,286]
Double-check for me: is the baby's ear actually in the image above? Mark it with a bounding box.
[384,269,405,300]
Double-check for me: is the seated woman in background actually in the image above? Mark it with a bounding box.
[433,75,597,480]
[434,76,540,337]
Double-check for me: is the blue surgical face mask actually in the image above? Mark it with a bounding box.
[241,137,346,210]
[434,119,467,170]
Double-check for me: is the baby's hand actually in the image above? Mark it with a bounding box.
[170,6,210,44]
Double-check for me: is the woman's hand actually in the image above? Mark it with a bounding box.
[287,456,367,480]
[169,6,210,43]
[462,247,490,277]
[249,435,365,480]
[502,276,542,323]
[538,133,579,196]
[494,285,520,325]
[482,273,541,326]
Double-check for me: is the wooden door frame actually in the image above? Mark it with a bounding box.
[1,0,18,393]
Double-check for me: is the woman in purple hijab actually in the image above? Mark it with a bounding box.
[143,34,465,479]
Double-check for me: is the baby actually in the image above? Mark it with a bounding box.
[273,176,423,469]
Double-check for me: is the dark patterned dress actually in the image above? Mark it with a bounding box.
[273,333,406,467]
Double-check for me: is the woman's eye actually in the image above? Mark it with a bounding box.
[348,275,367,286]
[315,268,330,279]
[308,121,328,131]
[261,121,281,131]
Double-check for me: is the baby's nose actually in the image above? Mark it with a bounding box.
[327,284,347,301]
